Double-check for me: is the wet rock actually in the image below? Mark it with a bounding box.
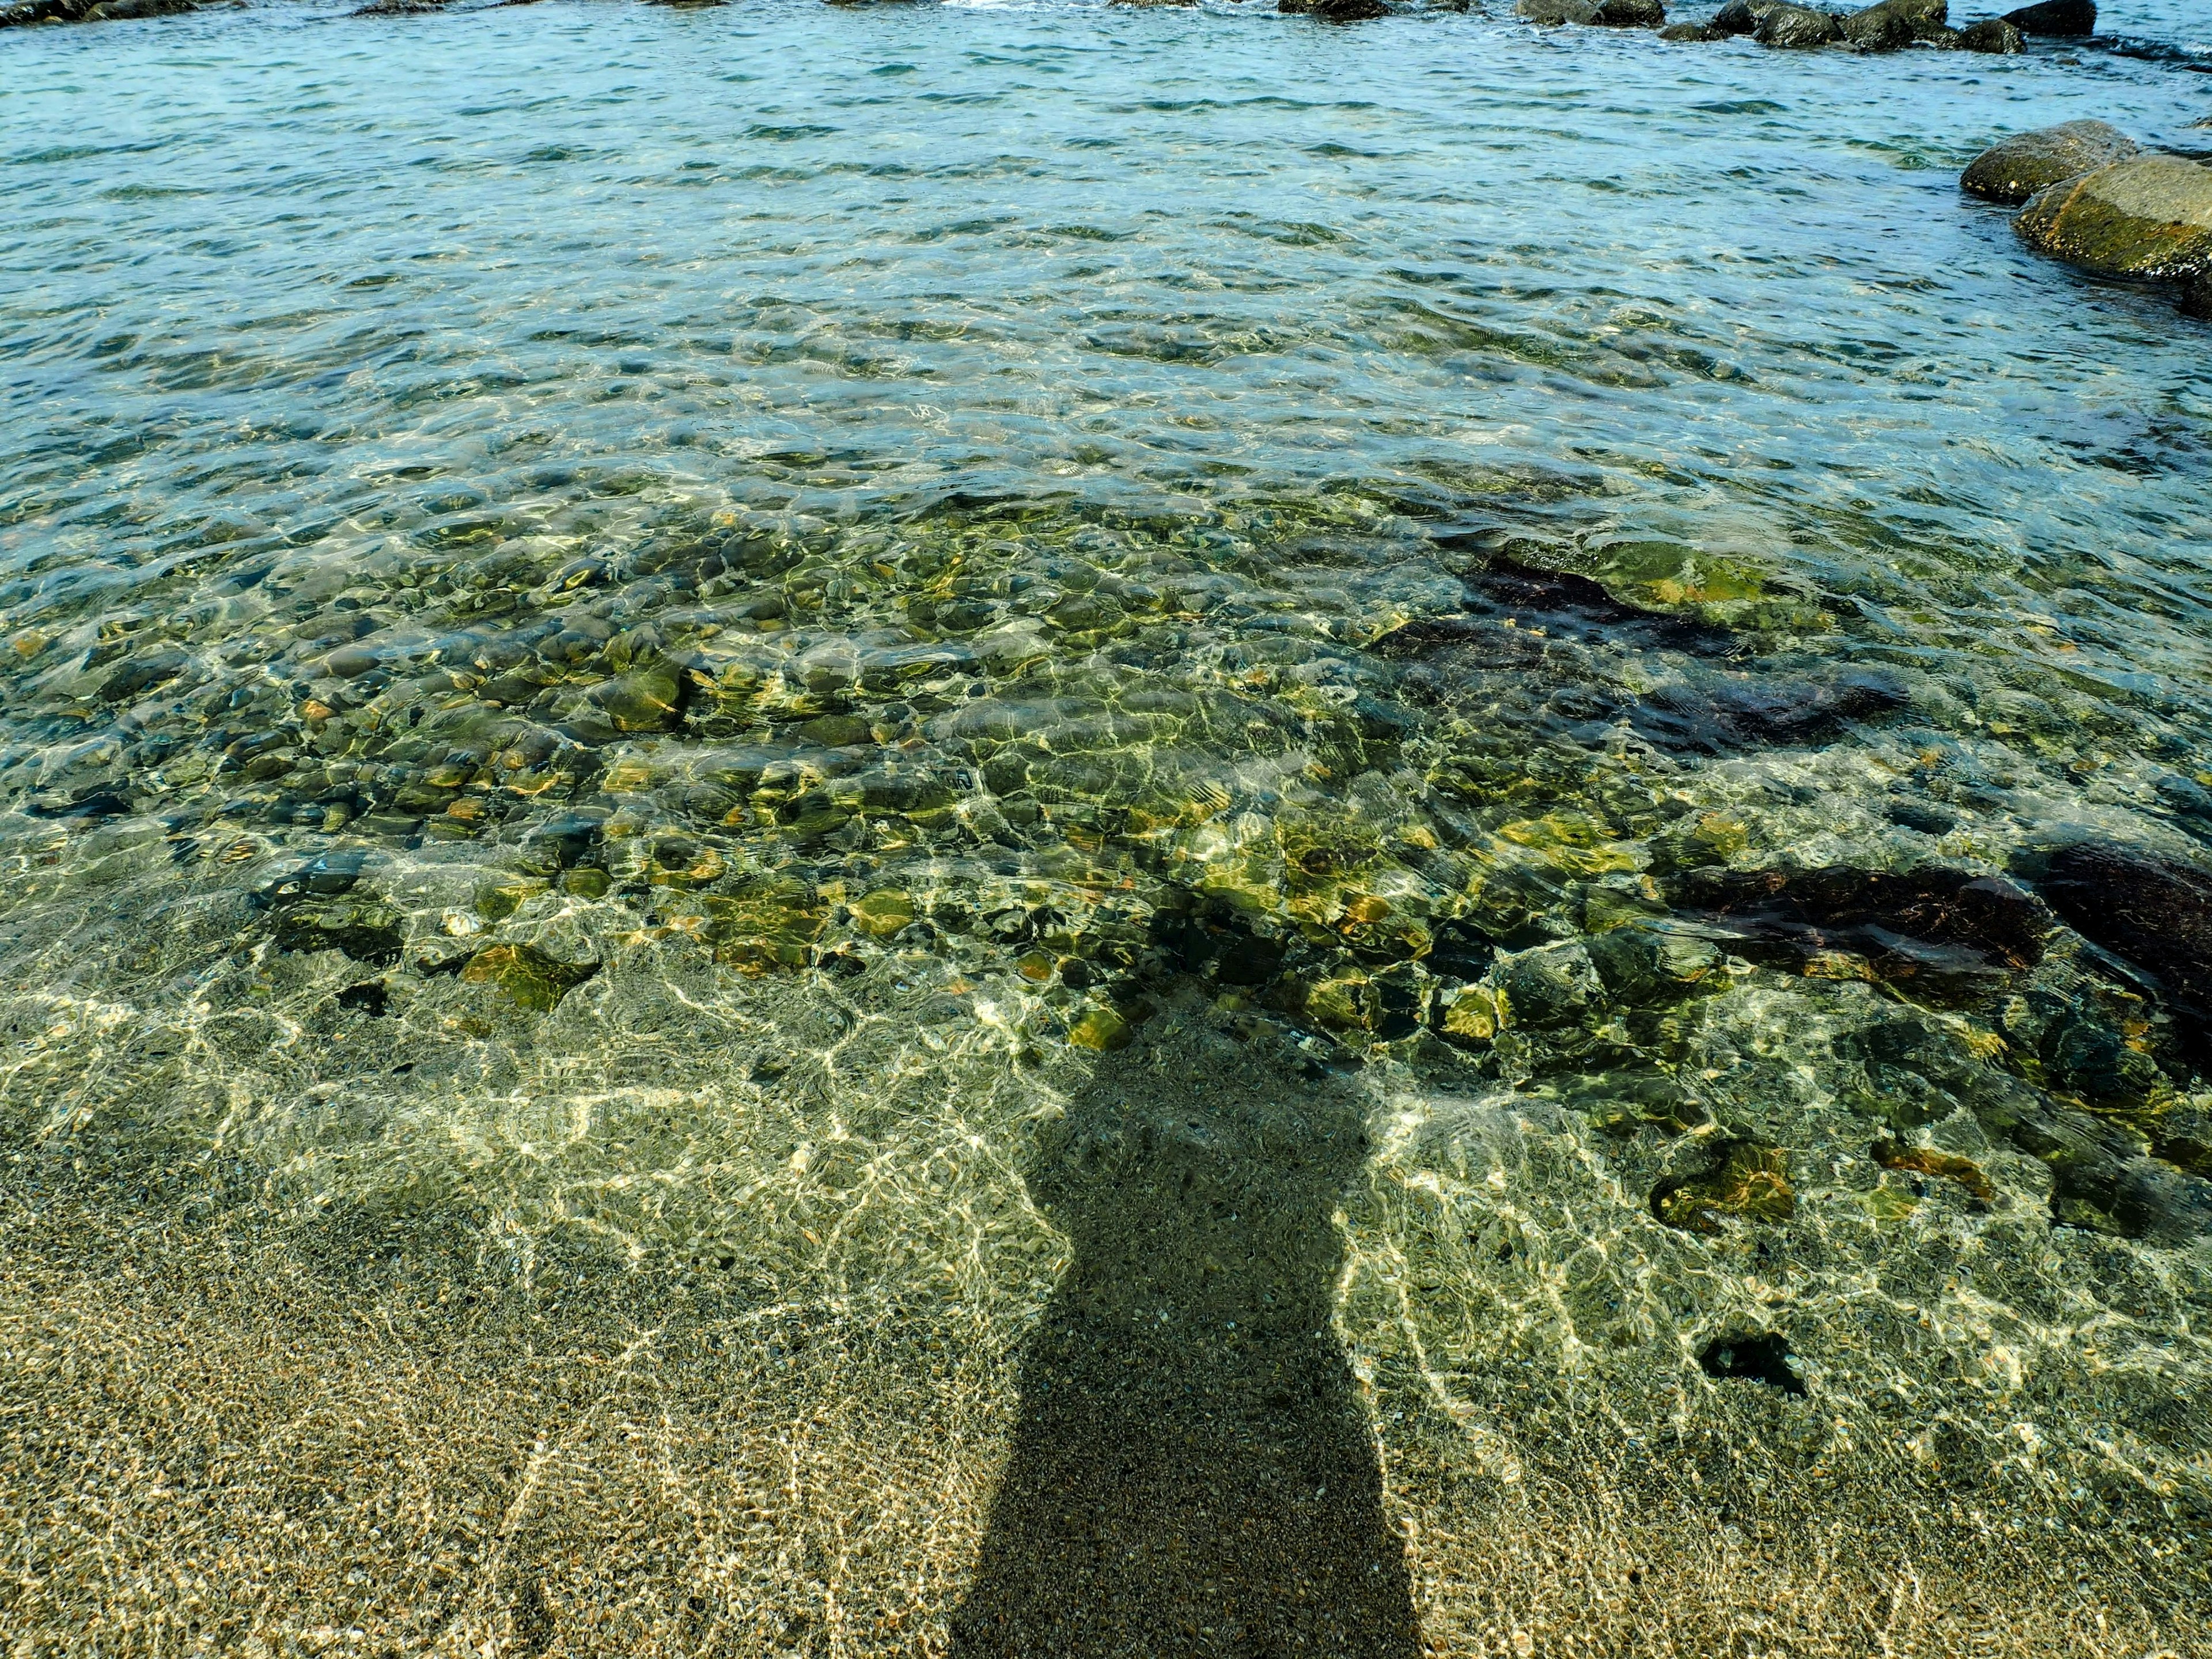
[1756,4,1843,46]
[1281,0,1391,16]
[1840,0,1944,50]
[99,647,192,703]
[1513,0,1597,20]
[1710,0,1782,30]
[849,889,916,938]
[1495,942,1603,1031]
[1068,1005,1133,1051]
[1659,20,1724,36]
[353,0,448,12]
[2001,0,2091,34]
[461,943,598,1012]
[1546,1069,1710,1134]
[274,900,404,967]
[698,878,828,974]
[2185,272,2212,320]
[1953,16,2022,49]
[1652,1139,1796,1234]
[1590,0,1665,22]
[590,657,687,733]
[1870,1137,1995,1203]
[1585,919,1726,1007]
[2151,1104,2212,1177]
[1961,121,2139,206]
[260,850,368,904]
[2017,156,2212,282]
[336,980,391,1017]
[1698,1332,1806,1395]
[1673,865,2048,1004]
[2048,1154,2212,1244]
[1631,666,1907,755]
[0,0,194,22]
[2036,843,2212,1058]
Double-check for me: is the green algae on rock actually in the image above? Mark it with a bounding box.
[2016,155,2212,281]
[1962,121,2141,207]
[1650,1139,1798,1234]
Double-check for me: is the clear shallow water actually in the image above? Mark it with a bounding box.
[3,3,2212,1653]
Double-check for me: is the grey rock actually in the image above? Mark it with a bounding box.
[1961,120,2138,206]
[2016,155,2212,281]
[1514,0,1599,21]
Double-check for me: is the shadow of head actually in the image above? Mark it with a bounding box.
[952,1009,1419,1657]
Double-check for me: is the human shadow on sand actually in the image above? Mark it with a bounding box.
[951,1012,1421,1658]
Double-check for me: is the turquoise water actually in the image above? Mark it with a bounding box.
[3,3,2211,1650]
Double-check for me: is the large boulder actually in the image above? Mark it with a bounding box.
[1840,0,1944,50]
[1954,17,2024,50]
[2002,0,2092,33]
[2186,273,2212,320]
[2016,155,2212,281]
[1756,3,1843,46]
[1961,120,2139,206]
[0,0,194,21]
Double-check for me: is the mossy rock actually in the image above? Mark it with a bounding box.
[1652,1140,1796,1234]
[590,657,687,733]
[1961,122,2137,207]
[461,943,599,1012]
[273,900,404,967]
[2017,157,2212,282]
[699,881,828,974]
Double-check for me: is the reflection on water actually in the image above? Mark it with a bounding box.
[955,1013,1417,1657]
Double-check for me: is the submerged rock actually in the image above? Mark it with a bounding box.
[2001,0,2092,34]
[2036,843,2212,1058]
[2186,272,2212,320]
[461,942,598,1012]
[1630,666,1907,754]
[1659,20,1724,36]
[1652,1139,1796,1234]
[1698,1332,1806,1395]
[2016,157,2212,281]
[1673,865,2047,1002]
[1281,0,1392,17]
[1953,16,2023,49]
[274,900,405,967]
[1839,0,1945,50]
[1756,3,1843,46]
[1870,1137,1995,1203]
[1961,120,2138,206]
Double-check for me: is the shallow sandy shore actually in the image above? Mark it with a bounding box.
[5,1065,2206,1658]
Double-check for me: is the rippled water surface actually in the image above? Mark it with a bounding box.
[4,3,2211,1653]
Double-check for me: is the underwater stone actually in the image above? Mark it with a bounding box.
[461,942,599,1012]
[1698,1332,1806,1395]
[1585,920,1725,1007]
[699,881,828,974]
[850,889,916,938]
[1673,865,2047,1003]
[1497,942,1603,1031]
[798,714,873,748]
[1871,1137,1995,1203]
[1632,667,1907,755]
[2037,843,2212,1060]
[272,898,403,967]
[1067,1005,1133,1051]
[1652,1139,1797,1234]
[2017,157,2212,282]
[590,657,687,733]
[2152,1104,2212,1177]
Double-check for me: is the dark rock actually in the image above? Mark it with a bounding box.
[2184,272,2212,320]
[1590,0,1665,22]
[1652,1139,1796,1234]
[259,850,368,904]
[2036,843,2212,1059]
[1585,920,1726,1007]
[336,981,391,1017]
[2152,1104,2212,1177]
[1710,0,1782,30]
[1381,555,1732,659]
[1756,3,1843,46]
[353,0,448,13]
[1953,16,2022,49]
[274,901,404,967]
[1497,942,1603,1031]
[99,648,192,703]
[461,942,599,1012]
[1672,864,2048,1003]
[1630,666,1907,754]
[0,0,194,22]
[1513,0,1600,20]
[1698,1332,1806,1395]
[1659,20,1725,36]
[2048,1154,2212,1243]
[1885,799,1958,836]
[2001,0,2091,34]
[1961,120,2138,206]
[1282,0,1391,15]
[1840,0,1944,50]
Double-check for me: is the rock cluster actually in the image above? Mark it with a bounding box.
[0,0,195,24]
[1577,0,2094,50]
[1963,123,2212,319]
